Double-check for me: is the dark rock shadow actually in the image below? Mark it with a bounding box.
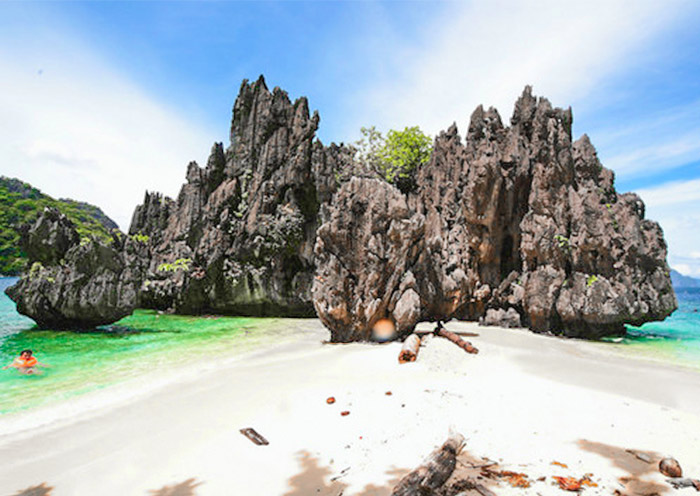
[283,451,407,496]
[578,439,667,495]
[148,477,203,496]
[10,482,54,496]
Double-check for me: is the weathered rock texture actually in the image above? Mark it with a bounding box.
[313,87,676,341]
[6,208,146,328]
[128,76,361,316]
[7,79,676,339]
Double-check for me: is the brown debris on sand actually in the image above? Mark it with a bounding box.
[434,323,478,355]
[659,457,683,478]
[239,428,269,446]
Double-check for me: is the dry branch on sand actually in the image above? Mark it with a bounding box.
[399,323,478,364]
[392,432,465,495]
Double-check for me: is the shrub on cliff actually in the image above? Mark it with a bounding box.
[355,126,432,193]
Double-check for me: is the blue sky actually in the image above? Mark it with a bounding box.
[1,0,700,275]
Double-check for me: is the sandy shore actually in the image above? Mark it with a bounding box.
[1,319,699,495]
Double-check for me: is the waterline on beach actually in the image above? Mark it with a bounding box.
[1,279,305,418]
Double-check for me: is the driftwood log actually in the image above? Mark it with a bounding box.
[392,432,466,495]
[399,334,421,363]
[435,324,479,354]
[667,478,700,490]
[399,323,478,364]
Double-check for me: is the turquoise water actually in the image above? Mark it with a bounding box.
[623,288,700,370]
[1,277,699,416]
[0,277,296,416]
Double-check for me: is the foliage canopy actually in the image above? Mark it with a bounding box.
[0,176,119,275]
[355,125,432,193]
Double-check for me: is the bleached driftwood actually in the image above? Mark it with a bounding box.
[392,432,466,495]
[398,334,421,364]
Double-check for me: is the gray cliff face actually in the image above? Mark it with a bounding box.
[6,208,146,329]
[7,80,675,338]
[312,177,425,342]
[312,87,676,341]
[129,76,359,316]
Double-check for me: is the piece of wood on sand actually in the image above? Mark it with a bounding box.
[240,427,269,446]
[666,478,700,490]
[435,325,479,354]
[454,484,496,496]
[625,449,652,464]
[392,432,466,495]
[398,334,421,364]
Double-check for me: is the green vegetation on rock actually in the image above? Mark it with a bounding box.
[0,176,120,275]
[355,125,432,193]
[131,233,150,244]
[157,258,192,273]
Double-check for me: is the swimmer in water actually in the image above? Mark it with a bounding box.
[2,349,49,375]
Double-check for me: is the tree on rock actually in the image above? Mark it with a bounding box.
[355,126,432,193]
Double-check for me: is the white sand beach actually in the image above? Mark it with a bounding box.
[1,320,700,495]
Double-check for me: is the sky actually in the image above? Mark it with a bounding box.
[1,0,700,276]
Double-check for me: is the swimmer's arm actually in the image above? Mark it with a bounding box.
[36,362,50,367]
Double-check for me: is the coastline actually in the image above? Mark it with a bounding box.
[1,319,699,495]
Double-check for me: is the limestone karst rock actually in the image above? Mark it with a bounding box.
[6,208,146,328]
[312,87,676,341]
[7,80,676,339]
[312,177,425,342]
[129,76,361,316]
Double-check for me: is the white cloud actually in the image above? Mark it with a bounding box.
[672,264,692,276]
[592,99,700,179]
[336,0,699,278]
[0,31,216,230]
[605,133,700,178]
[343,0,692,139]
[637,180,700,278]
[637,178,700,208]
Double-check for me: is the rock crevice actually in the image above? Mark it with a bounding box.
[312,86,676,341]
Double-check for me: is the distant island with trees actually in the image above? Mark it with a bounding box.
[0,176,119,275]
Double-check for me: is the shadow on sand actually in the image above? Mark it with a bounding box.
[578,439,666,495]
[10,483,54,496]
[148,477,203,496]
[283,450,407,496]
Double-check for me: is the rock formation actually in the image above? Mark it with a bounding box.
[6,79,676,339]
[128,76,361,316]
[313,87,676,341]
[6,208,146,329]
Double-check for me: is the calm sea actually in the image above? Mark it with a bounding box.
[623,287,700,370]
[1,277,699,417]
[0,277,300,417]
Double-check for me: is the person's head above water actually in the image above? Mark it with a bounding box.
[20,350,32,359]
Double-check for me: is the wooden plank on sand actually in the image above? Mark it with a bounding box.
[240,428,269,446]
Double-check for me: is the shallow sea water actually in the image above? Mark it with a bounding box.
[0,277,297,415]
